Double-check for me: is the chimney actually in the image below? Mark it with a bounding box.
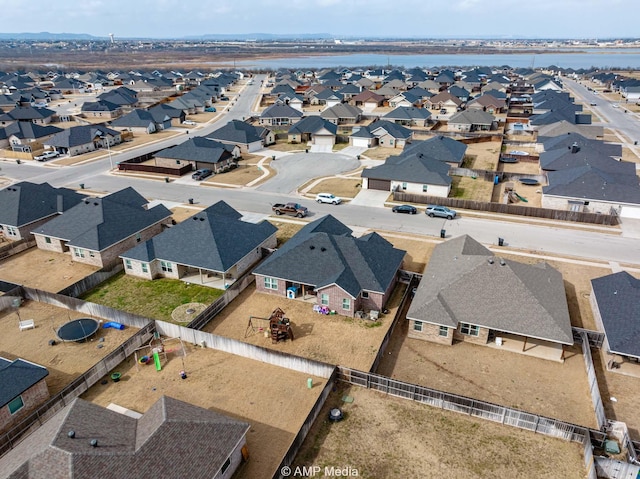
[56,195,64,213]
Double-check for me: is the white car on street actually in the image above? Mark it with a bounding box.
[315,193,342,205]
[34,150,59,161]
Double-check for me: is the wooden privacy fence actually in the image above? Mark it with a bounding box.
[573,327,605,349]
[155,319,336,379]
[57,263,124,298]
[393,192,619,225]
[272,369,338,479]
[0,322,155,458]
[580,332,607,430]
[0,238,36,261]
[337,366,606,447]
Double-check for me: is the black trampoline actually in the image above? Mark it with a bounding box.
[57,318,99,342]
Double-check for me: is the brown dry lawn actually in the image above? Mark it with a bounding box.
[267,142,307,153]
[377,319,596,428]
[202,283,406,371]
[378,232,437,273]
[0,300,138,397]
[464,140,502,170]
[500,159,542,175]
[205,163,267,186]
[80,343,326,479]
[362,147,399,161]
[451,175,494,202]
[622,147,640,162]
[294,384,586,479]
[269,220,306,246]
[306,178,363,198]
[0,248,99,292]
[169,205,204,223]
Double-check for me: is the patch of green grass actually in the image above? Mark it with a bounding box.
[81,273,223,322]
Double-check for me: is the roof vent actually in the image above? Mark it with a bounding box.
[488,258,494,264]
[200,217,205,221]
[67,430,75,438]
[320,247,326,252]
[89,439,98,447]
[93,202,99,206]
[309,245,315,250]
[500,259,506,266]
[193,216,199,220]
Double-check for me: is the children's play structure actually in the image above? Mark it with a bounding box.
[246,307,294,344]
[133,332,186,371]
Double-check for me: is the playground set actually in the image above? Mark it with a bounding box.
[133,332,186,372]
[246,307,294,344]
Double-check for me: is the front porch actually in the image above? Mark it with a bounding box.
[486,332,566,363]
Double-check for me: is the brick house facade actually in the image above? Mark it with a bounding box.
[0,379,49,433]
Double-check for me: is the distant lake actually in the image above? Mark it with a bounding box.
[218,51,640,70]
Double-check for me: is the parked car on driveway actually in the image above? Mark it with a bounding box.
[425,205,457,219]
[392,204,417,215]
[34,150,59,161]
[315,193,342,205]
[205,107,216,112]
[192,169,213,181]
[183,120,197,126]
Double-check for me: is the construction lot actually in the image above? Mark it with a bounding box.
[0,249,98,293]
[294,384,586,479]
[202,283,406,371]
[0,300,138,396]
[80,343,327,479]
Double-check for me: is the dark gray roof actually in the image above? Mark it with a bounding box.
[320,103,362,120]
[407,235,573,344]
[403,136,467,166]
[81,100,121,112]
[207,120,268,145]
[361,152,451,186]
[46,124,120,148]
[155,137,234,164]
[0,357,48,407]
[121,201,276,273]
[32,187,171,251]
[448,109,495,125]
[540,148,626,172]
[543,165,640,204]
[0,396,250,479]
[148,103,185,119]
[260,103,303,119]
[540,133,621,158]
[1,121,62,140]
[0,181,86,228]
[591,272,640,358]
[288,116,337,135]
[382,106,431,122]
[254,215,405,297]
[368,120,412,140]
[110,109,168,128]
[97,87,137,106]
[5,105,55,121]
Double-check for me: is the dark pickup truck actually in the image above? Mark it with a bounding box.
[272,202,308,218]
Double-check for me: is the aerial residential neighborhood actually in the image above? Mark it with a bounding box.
[1,12,640,479]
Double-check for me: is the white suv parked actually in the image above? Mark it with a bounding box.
[315,193,342,205]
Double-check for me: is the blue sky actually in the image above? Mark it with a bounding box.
[2,0,636,39]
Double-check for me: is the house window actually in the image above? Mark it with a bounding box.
[264,277,278,290]
[125,259,132,270]
[413,321,423,332]
[141,263,148,273]
[402,182,407,191]
[136,233,141,243]
[160,261,173,273]
[8,396,24,415]
[6,226,17,237]
[221,457,231,474]
[45,237,51,244]
[460,323,480,337]
[73,247,85,258]
[439,326,448,337]
[362,291,369,299]
[422,185,428,193]
[321,294,329,306]
[342,298,350,310]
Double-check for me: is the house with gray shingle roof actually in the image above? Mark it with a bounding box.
[44,124,121,157]
[368,120,413,149]
[0,396,250,479]
[1,105,56,125]
[121,201,276,286]
[80,100,123,119]
[0,182,86,241]
[206,120,274,154]
[320,103,362,125]
[403,135,468,167]
[253,215,405,317]
[0,357,49,432]
[466,93,507,113]
[288,116,337,147]
[591,271,640,365]
[148,103,186,126]
[361,151,452,196]
[382,106,432,127]
[259,104,303,127]
[407,235,573,362]
[31,187,172,268]
[154,137,238,173]
[0,121,63,149]
[109,108,171,134]
[448,109,496,132]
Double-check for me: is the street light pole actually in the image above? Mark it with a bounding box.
[105,136,113,170]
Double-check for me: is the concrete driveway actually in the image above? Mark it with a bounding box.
[256,152,359,194]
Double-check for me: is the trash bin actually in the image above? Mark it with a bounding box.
[498,237,504,246]
[79,183,85,189]
[305,148,308,153]
[188,198,194,205]
[635,141,638,146]
[440,229,446,239]
[164,177,170,183]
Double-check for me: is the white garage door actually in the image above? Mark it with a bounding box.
[620,206,640,219]
[352,137,370,148]
[314,135,335,146]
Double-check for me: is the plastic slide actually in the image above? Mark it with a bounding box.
[514,192,528,203]
[153,351,161,371]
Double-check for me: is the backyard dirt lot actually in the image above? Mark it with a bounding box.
[80,343,326,479]
[0,300,138,396]
[294,384,586,479]
[377,319,596,428]
[202,283,406,371]
[378,232,437,273]
[464,140,502,170]
[0,249,98,292]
